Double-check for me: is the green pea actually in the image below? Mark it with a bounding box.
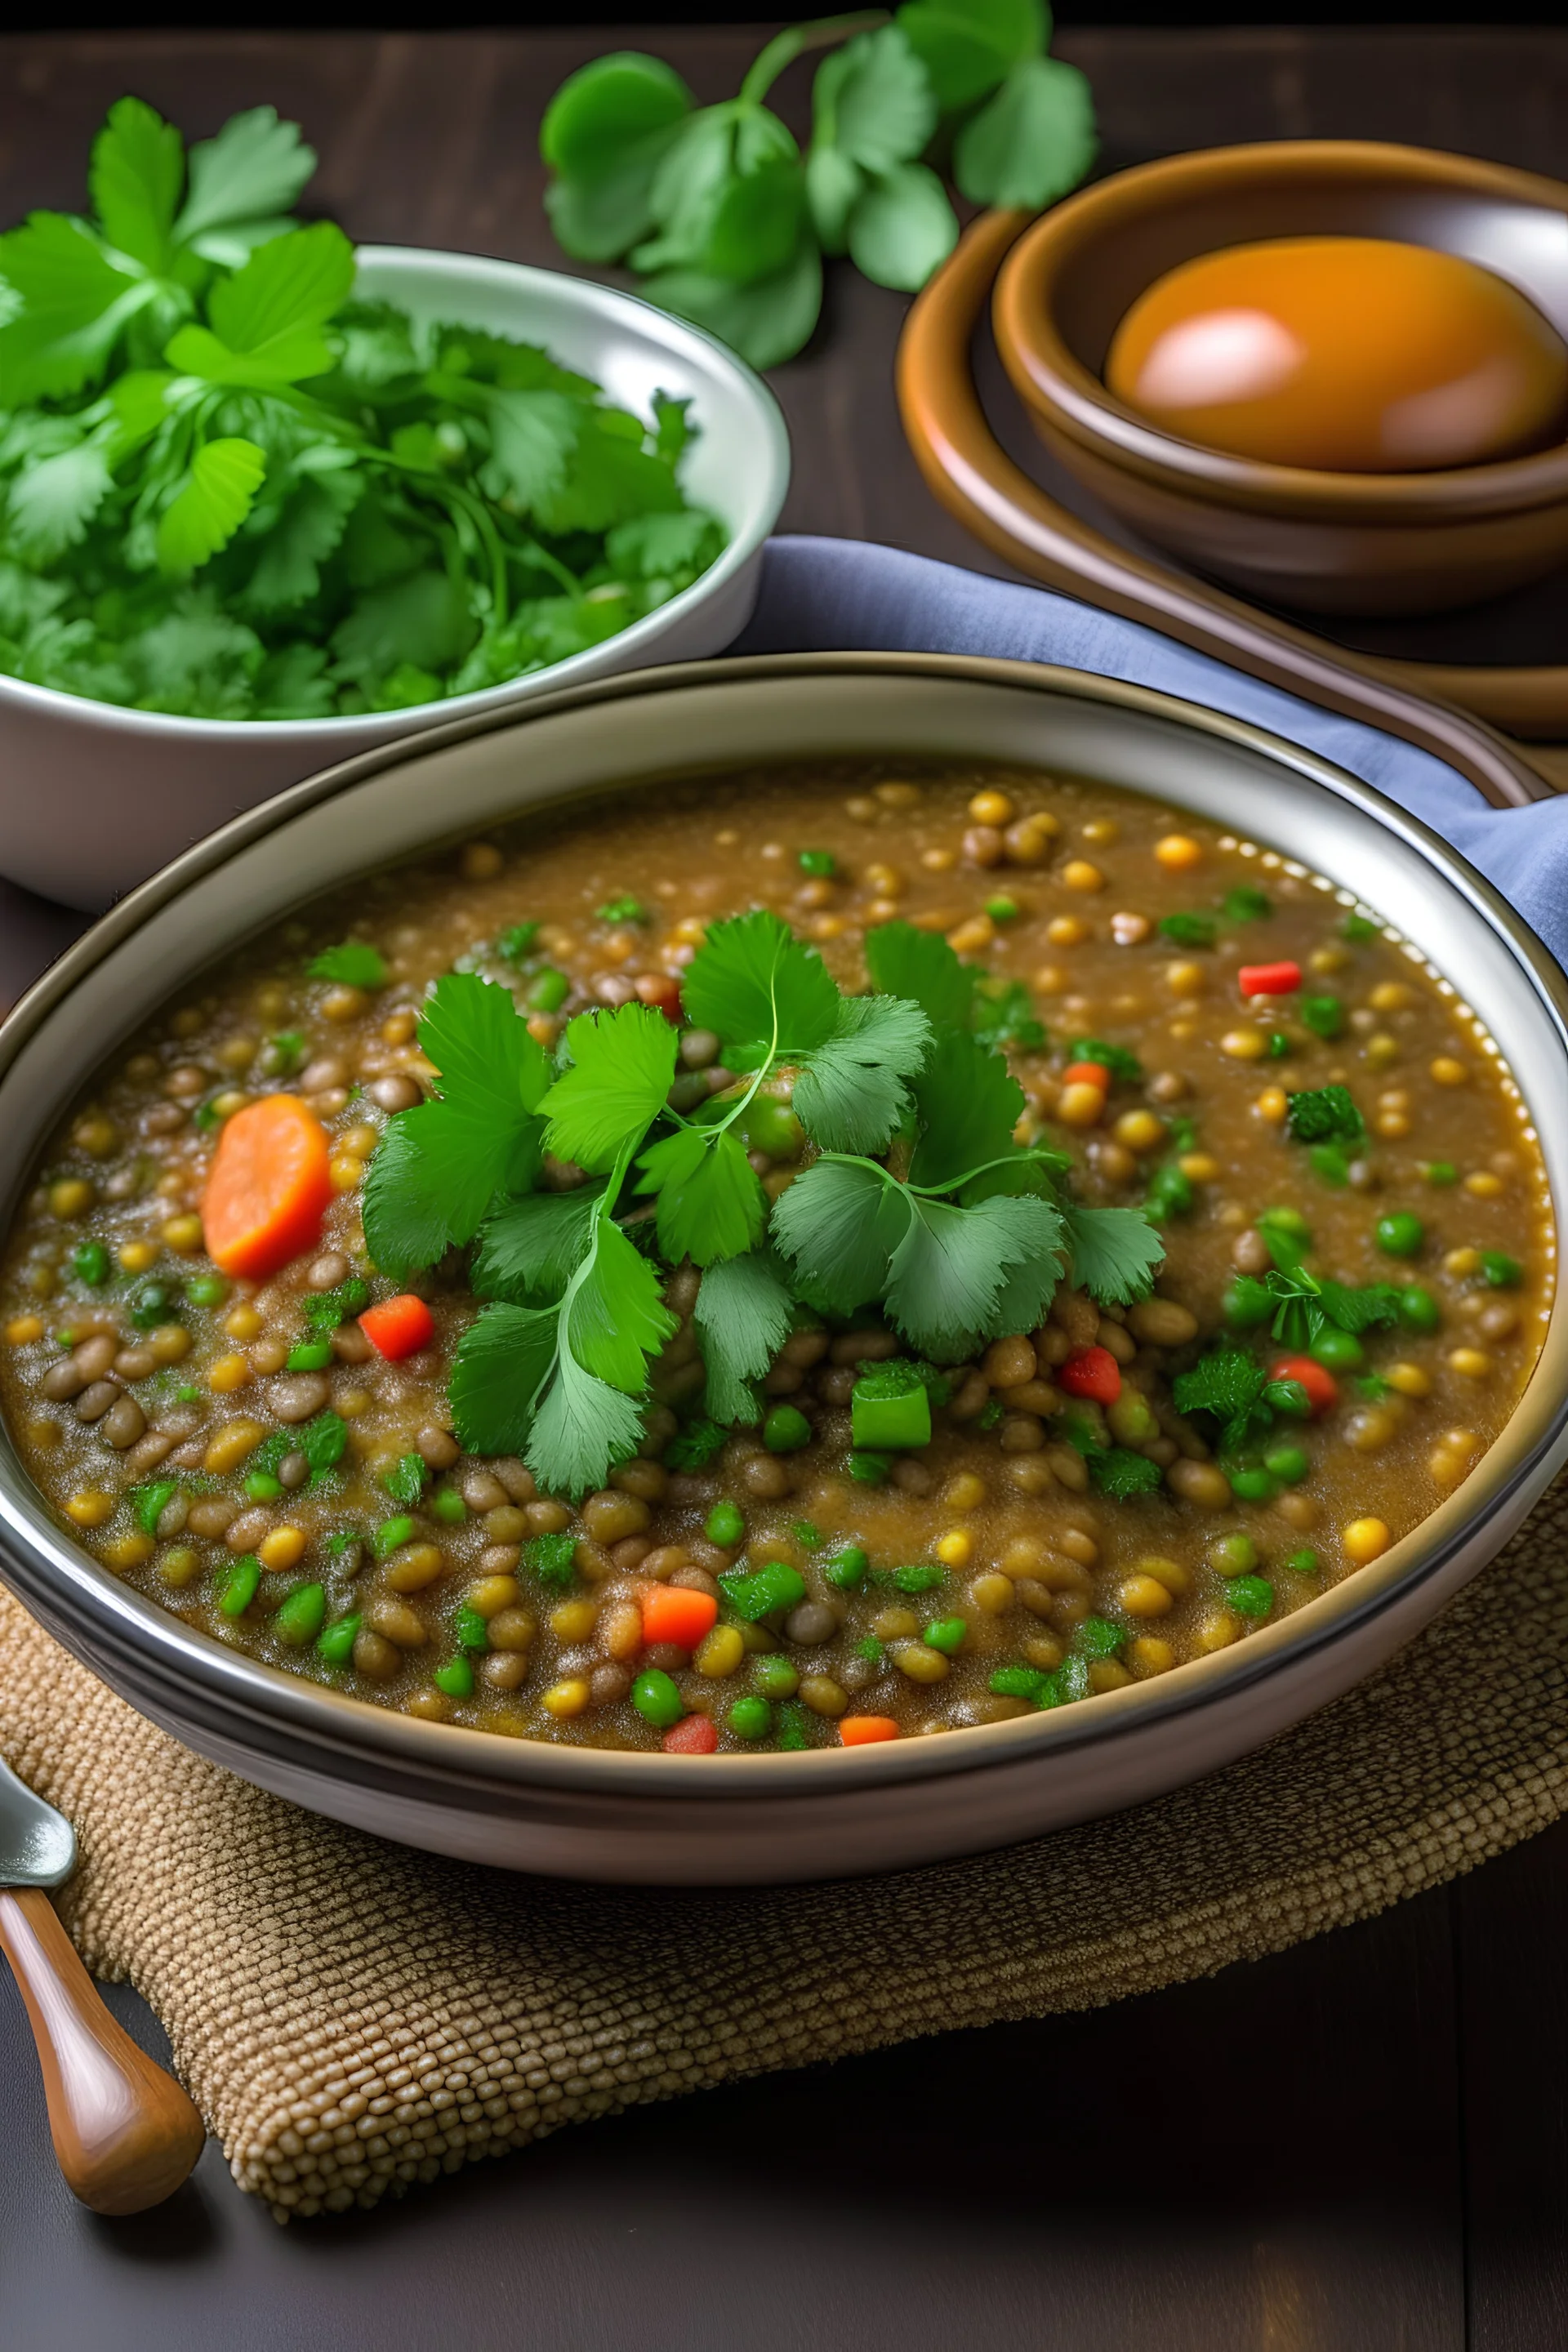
[727,1695,773,1740]
[824,1545,869,1589]
[316,1611,361,1667]
[287,1338,334,1372]
[1223,1281,1273,1330]
[751,1655,800,1699]
[631,1668,684,1729]
[741,1096,804,1160]
[72,1240,109,1288]
[923,1616,968,1655]
[1286,1549,1321,1579]
[1421,1161,1458,1187]
[1299,995,1343,1040]
[430,1489,468,1526]
[1260,1205,1312,1241]
[848,1450,890,1485]
[1397,1284,1441,1333]
[1263,1441,1309,1484]
[433,1655,474,1699]
[217,1557,260,1617]
[705,1499,746,1548]
[764,1405,812,1453]
[1375,1211,1425,1258]
[1310,1327,1364,1372]
[129,1281,175,1330]
[1209,1532,1258,1575]
[1481,1251,1522,1289]
[527,966,570,1013]
[373,1514,416,1559]
[1224,1575,1275,1619]
[453,1603,489,1651]
[985,895,1020,923]
[798,849,835,877]
[244,1471,283,1503]
[1228,1468,1277,1503]
[274,1581,327,1647]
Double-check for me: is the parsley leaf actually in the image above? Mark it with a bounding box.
[693,1250,795,1423]
[541,1004,678,1173]
[524,1530,579,1590]
[1061,1203,1164,1307]
[309,939,387,989]
[1285,1085,1365,1145]
[1317,1280,1404,1335]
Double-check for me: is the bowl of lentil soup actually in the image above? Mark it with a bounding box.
[0,653,1563,1885]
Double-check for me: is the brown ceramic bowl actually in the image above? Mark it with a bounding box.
[991,140,1568,617]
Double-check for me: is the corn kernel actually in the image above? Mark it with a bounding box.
[258,1526,307,1573]
[49,1178,95,1220]
[1444,1247,1481,1278]
[1254,1085,1289,1123]
[1114,1108,1165,1152]
[1464,1171,1504,1199]
[207,1352,251,1395]
[466,1575,521,1619]
[1370,982,1414,1012]
[329,1153,366,1192]
[1081,817,1119,847]
[1138,1555,1192,1596]
[385,1543,446,1593]
[942,1471,987,1511]
[1178,1152,1219,1182]
[102,1531,155,1571]
[541,1677,590,1718]
[1192,1610,1240,1653]
[118,1239,158,1274]
[968,788,1016,826]
[892,1640,949,1683]
[1342,1517,1391,1566]
[1448,1348,1492,1379]
[1057,1082,1106,1129]
[1430,1056,1468,1085]
[947,914,995,956]
[65,1491,114,1529]
[224,1303,264,1341]
[1119,1573,1174,1618]
[1153,834,1203,871]
[1220,1026,1267,1059]
[149,1324,192,1365]
[695,1624,745,1678]
[1047,915,1089,947]
[1385,1361,1432,1397]
[5,1314,44,1345]
[461,840,503,880]
[1089,1659,1133,1693]
[1128,1635,1176,1677]
[936,1529,973,1568]
[864,862,904,898]
[320,986,365,1023]
[1365,1035,1400,1069]
[550,1598,599,1642]
[158,1547,202,1589]
[203,1418,266,1475]
[161,1214,204,1254]
[969,1573,1013,1616]
[1376,1111,1413,1139]
[1061,859,1104,893]
[1311,945,1349,973]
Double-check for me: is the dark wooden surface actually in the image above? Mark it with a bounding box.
[2,27,1568,2350]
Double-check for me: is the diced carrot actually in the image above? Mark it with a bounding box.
[1061,1060,1111,1091]
[662,1713,718,1754]
[1058,1343,1122,1404]
[359,1294,436,1361]
[640,1584,719,1650]
[1238,960,1303,998]
[635,973,684,1022]
[202,1094,333,1281]
[1270,1354,1339,1415]
[840,1715,900,1746]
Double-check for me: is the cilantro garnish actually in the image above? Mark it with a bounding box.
[662,1417,728,1472]
[1087,1446,1164,1501]
[1222,886,1272,923]
[596,894,648,924]
[497,921,540,964]
[972,978,1045,1054]
[265,1030,306,1075]
[524,1531,578,1590]
[1285,1085,1365,1146]
[865,920,977,1031]
[1156,911,1217,950]
[310,940,386,990]
[1172,1349,1309,1454]
[301,1277,370,1333]
[1070,1038,1143,1085]
[381,1451,428,1507]
[0,98,727,721]
[248,1410,348,1488]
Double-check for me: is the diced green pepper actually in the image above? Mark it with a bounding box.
[287,1338,335,1372]
[719,1561,807,1622]
[923,1616,968,1655]
[823,1546,869,1590]
[274,1582,327,1646]
[851,1366,932,1451]
[316,1611,361,1666]
[1224,1575,1275,1619]
[217,1557,260,1617]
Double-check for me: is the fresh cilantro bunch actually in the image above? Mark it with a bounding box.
[361,911,1163,1498]
[0,98,725,720]
[1171,1351,1310,1458]
[540,4,1097,370]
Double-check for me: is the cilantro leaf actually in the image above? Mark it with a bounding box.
[907,1027,1024,1191]
[566,1216,677,1392]
[886,1189,1065,1360]
[1069,1038,1143,1085]
[309,939,386,988]
[90,96,184,274]
[1087,1447,1164,1501]
[663,1416,728,1471]
[953,53,1098,212]
[1285,1086,1365,1145]
[693,1250,795,1423]
[541,1004,679,1174]
[477,387,581,509]
[470,1184,604,1302]
[681,910,840,1068]
[898,0,1040,111]
[792,993,931,1155]
[635,1123,765,1267]
[155,437,267,574]
[382,1451,428,1507]
[1223,886,1272,923]
[7,439,114,563]
[1317,1280,1404,1335]
[448,1301,560,1457]
[864,919,977,1031]
[541,52,695,265]
[1156,911,1218,950]
[525,1530,579,1590]
[972,978,1045,1055]
[770,1156,910,1316]
[0,213,153,403]
[174,105,317,262]
[1061,1203,1165,1306]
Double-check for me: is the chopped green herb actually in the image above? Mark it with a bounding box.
[265,1032,307,1076]
[1222,886,1272,923]
[871,1562,945,1594]
[719,1561,807,1621]
[923,1616,968,1655]
[989,1664,1047,1699]
[1145,1162,1195,1222]
[824,1546,869,1589]
[1299,995,1344,1040]
[249,1410,347,1488]
[774,1699,812,1752]
[1285,1085,1365,1145]
[301,1278,370,1332]
[1072,1615,1124,1658]
[665,1417,729,1472]
[856,1635,886,1667]
[1224,1575,1274,1619]
[1267,1031,1291,1059]
[1069,1037,1142,1085]
[596,894,648,924]
[131,1478,179,1534]
[1086,1446,1163,1501]
[497,921,541,964]
[310,940,386,990]
[798,849,835,877]
[1156,911,1218,950]
[524,1530,578,1590]
[791,1519,823,1550]
[381,1450,429,1506]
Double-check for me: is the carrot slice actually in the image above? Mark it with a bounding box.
[359,1294,436,1361]
[202,1094,333,1281]
[640,1585,719,1651]
[662,1714,718,1754]
[840,1715,900,1746]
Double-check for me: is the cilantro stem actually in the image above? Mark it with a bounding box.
[811,1147,1067,1203]
[738,10,889,105]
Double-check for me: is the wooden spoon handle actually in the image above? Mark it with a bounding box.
[0,1885,204,2213]
[896,207,1560,808]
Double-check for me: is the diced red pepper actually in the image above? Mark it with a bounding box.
[662,1713,719,1754]
[640,1584,719,1651]
[358,1293,436,1360]
[1058,1344,1122,1404]
[1270,1354,1339,1415]
[840,1715,900,1746]
[635,973,684,1022]
[1238,960,1303,998]
[1061,1060,1111,1092]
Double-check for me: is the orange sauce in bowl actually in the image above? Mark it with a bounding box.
[1104,235,1568,472]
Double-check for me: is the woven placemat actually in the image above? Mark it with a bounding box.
[4,1474,1568,2224]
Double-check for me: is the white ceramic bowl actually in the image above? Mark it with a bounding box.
[1,653,1565,1885]
[0,249,789,912]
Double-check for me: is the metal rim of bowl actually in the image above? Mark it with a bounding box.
[1,648,1565,1802]
[993,139,1568,518]
[0,247,790,743]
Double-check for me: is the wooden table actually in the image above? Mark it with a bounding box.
[2,28,1567,2350]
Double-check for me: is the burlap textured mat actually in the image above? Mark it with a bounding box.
[4,1477,1568,2223]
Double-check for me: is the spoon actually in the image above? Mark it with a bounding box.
[0,1748,205,2212]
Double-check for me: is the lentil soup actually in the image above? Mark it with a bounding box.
[0,763,1551,1756]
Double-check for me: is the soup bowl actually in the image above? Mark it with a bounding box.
[0,652,1565,1884]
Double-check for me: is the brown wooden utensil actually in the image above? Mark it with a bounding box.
[0,1748,204,2213]
[898,202,1568,808]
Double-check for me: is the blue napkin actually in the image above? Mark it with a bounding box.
[733,536,1568,964]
